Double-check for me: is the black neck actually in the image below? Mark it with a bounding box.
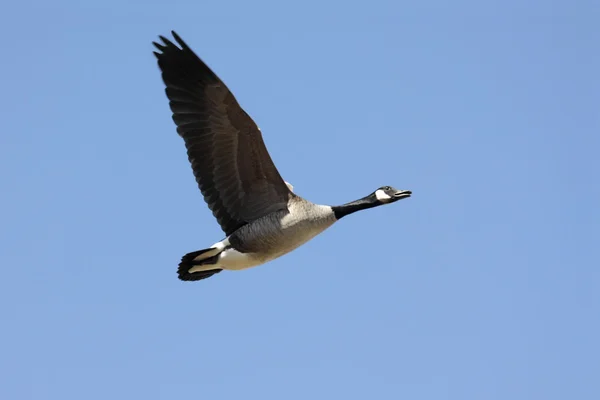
[331,195,379,220]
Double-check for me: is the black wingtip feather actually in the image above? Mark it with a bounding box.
[152,41,167,52]
[171,31,188,49]
[153,32,190,59]
[158,35,172,45]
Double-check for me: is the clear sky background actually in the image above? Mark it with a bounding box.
[1,1,598,399]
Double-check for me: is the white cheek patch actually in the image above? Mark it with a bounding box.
[375,189,392,202]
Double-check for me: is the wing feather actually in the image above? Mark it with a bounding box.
[154,31,291,235]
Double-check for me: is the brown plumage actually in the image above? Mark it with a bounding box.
[153,31,292,236]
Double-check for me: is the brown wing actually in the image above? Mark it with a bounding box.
[153,31,291,236]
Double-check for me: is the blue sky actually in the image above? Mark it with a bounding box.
[1,0,599,399]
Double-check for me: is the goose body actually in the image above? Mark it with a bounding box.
[153,32,412,281]
[192,198,335,274]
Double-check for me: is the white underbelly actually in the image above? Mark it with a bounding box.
[217,248,263,271]
[218,227,328,271]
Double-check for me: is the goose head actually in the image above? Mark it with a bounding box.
[373,186,412,204]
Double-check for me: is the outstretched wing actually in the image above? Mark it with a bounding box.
[153,31,291,236]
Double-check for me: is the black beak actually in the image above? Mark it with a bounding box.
[393,190,412,200]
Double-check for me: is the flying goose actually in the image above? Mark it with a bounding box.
[153,31,412,281]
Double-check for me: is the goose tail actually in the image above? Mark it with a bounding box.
[177,248,223,281]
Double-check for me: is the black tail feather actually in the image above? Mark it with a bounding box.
[178,249,222,282]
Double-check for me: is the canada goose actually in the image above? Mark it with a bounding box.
[153,31,412,281]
